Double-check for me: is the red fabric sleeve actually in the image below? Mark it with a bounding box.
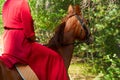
[21,0,35,38]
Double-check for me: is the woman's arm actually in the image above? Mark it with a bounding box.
[21,0,36,42]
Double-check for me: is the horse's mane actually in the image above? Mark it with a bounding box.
[47,22,66,50]
[47,5,81,50]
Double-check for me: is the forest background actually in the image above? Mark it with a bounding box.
[0,0,120,80]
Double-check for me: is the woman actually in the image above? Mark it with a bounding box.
[0,0,68,80]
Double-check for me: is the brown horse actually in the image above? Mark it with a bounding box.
[47,5,93,71]
[0,5,93,80]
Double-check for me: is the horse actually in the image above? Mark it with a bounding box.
[0,5,93,80]
[47,5,93,71]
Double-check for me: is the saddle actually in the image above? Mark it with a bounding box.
[16,64,39,80]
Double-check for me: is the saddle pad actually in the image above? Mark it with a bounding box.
[16,64,39,80]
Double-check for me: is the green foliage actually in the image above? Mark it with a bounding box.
[0,0,4,34]
[85,1,120,79]
[73,0,120,79]
[29,0,66,43]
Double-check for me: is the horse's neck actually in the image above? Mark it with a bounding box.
[47,37,74,70]
[57,45,74,70]
[47,30,75,70]
[58,33,75,70]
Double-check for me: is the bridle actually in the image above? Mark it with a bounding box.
[74,15,91,43]
[61,14,90,46]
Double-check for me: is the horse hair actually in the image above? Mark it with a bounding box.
[47,22,66,50]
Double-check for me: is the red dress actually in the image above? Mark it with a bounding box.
[0,0,68,80]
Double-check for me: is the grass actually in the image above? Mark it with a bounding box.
[68,59,96,80]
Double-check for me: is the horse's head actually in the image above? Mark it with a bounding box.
[48,5,93,49]
[62,5,93,45]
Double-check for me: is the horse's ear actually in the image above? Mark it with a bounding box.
[74,5,81,15]
[67,5,74,14]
